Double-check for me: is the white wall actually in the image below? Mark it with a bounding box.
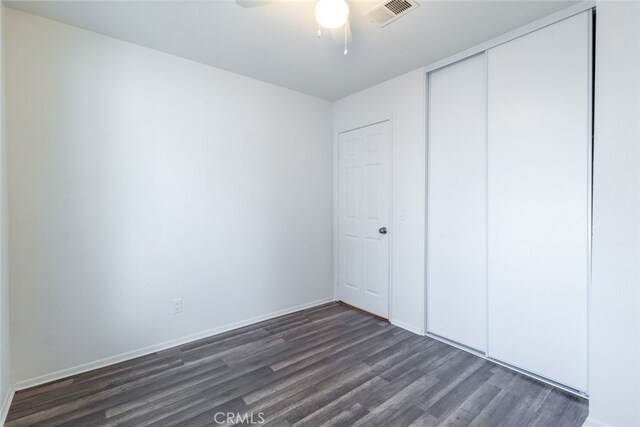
[587,2,640,426]
[333,69,426,334]
[0,3,14,422]
[5,9,333,387]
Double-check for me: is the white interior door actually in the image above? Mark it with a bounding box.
[338,121,391,318]
[427,54,487,352]
[487,12,590,392]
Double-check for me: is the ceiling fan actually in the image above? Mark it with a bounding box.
[235,0,353,55]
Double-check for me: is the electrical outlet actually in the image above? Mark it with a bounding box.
[173,298,183,315]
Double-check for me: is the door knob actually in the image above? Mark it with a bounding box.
[379,227,388,235]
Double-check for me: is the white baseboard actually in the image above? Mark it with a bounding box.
[582,416,611,427]
[390,318,424,335]
[13,297,333,391]
[0,385,15,426]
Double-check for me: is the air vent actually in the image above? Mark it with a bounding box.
[364,0,419,27]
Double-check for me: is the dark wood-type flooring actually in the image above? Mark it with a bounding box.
[6,302,588,426]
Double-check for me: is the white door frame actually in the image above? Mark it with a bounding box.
[333,118,393,319]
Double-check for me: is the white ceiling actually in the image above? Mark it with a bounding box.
[5,0,579,100]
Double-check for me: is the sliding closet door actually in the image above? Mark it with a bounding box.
[487,12,590,391]
[427,54,487,351]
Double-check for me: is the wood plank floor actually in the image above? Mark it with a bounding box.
[6,303,588,426]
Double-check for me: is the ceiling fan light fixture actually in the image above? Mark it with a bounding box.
[315,0,349,29]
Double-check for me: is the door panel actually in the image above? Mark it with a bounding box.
[338,121,390,318]
[487,12,590,392]
[427,54,488,351]
[365,237,381,296]
[345,236,358,289]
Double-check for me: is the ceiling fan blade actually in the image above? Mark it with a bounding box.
[331,20,352,45]
[235,0,278,8]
